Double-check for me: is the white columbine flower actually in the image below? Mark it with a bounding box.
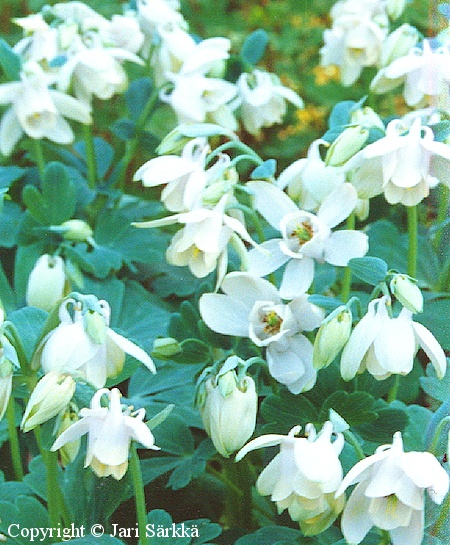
[236,422,345,536]
[51,388,160,479]
[340,296,446,381]
[335,431,449,545]
[237,70,304,136]
[133,138,210,212]
[246,182,368,298]
[0,61,91,156]
[277,139,346,211]
[134,193,256,281]
[199,272,324,393]
[346,117,450,206]
[31,297,155,389]
[371,40,450,110]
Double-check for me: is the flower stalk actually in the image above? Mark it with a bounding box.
[407,204,418,278]
[6,397,23,481]
[130,444,149,545]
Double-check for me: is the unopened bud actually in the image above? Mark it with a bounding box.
[325,126,369,167]
[380,24,419,67]
[313,306,352,369]
[21,372,76,432]
[156,128,192,155]
[26,254,67,312]
[60,219,94,242]
[390,274,423,313]
[56,405,80,466]
[152,337,182,359]
[198,357,257,458]
[387,0,406,20]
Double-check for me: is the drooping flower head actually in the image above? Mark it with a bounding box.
[236,422,345,536]
[31,293,155,388]
[51,387,160,479]
[336,431,449,545]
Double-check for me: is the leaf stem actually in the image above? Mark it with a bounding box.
[130,444,149,545]
[6,397,23,481]
[431,489,450,537]
[83,124,97,189]
[343,430,365,461]
[407,205,418,278]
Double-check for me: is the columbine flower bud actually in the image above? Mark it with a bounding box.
[390,274,423,313]
[21,371,76,433]
[156,128,193,155]
[387,0,406,20]
[26,254,66,312]
[152,338,182,359]
[313,306,352,370]
[380,24,419,67]
[60,219,94,242]
[0,354,13,422]
[56,405,80,467]
[197,357,257,458]
[325,126,369,167]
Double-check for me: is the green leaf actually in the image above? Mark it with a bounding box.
[240,29,269,66]
[235,526,308,545]
[0,38,22,80]
[260,390,319,434]
[167,439,216,490]
[0,166,26,189]
[416,296,450,351]
[146,510,190,545]
[42,162,77,224]
[0,201,23,248]
[13,242,46,302]
[64,242,123,278]
[54,537,127,545]
[112,118,136,140]
[0,496,50,545]
[348,256,388,286]
[8,306,48,362]
[126,77,153,121]
[174,339,211,365]
[319,391,378,426]
[355,403,409,443]
[22,185,48,224]
[307,294,343,312]
[420,362,450,402]
[251,159,277,179]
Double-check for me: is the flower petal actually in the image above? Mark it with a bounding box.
[323,230,368,266]
[247,181,298,229]
[412,322,446,379]
[279,257,315,299]
[199,293,251,337]
[317,184,357,228]
[107,329,156,373]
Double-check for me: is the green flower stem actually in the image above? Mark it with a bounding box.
[387,375,400,403]
[3,322,31,375]
[340,213,355,302]
[206,141,262,166]
[431,490,450,537]
[117,87,160,192]
[83,124,97,189]
[407,205,418,278]
[434,184,449,251]
[34,427,72,531]
[228,154,263,169]
[343,430,365,461]
[222,456,254,530]
[33,138,46,179]
[6,397,23,481]
[130,444,149,545]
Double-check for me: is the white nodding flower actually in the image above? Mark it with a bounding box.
[26,254,67,313]
[199,272,324,394]
[236,422,345,536]
[137,0,185,38]
[133,138,210,212]
[346,117,450,206]
[237,70,304,136]
[277,139,346,211]
[31,297,155,389]
[246,182,368,298]
[340,296,446,381]
[134,194,257,280]
[336,431,449,545]
[371,40,450,109]
[51,388,160,479]
[0,61,91,156]
[197,357,257,458]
